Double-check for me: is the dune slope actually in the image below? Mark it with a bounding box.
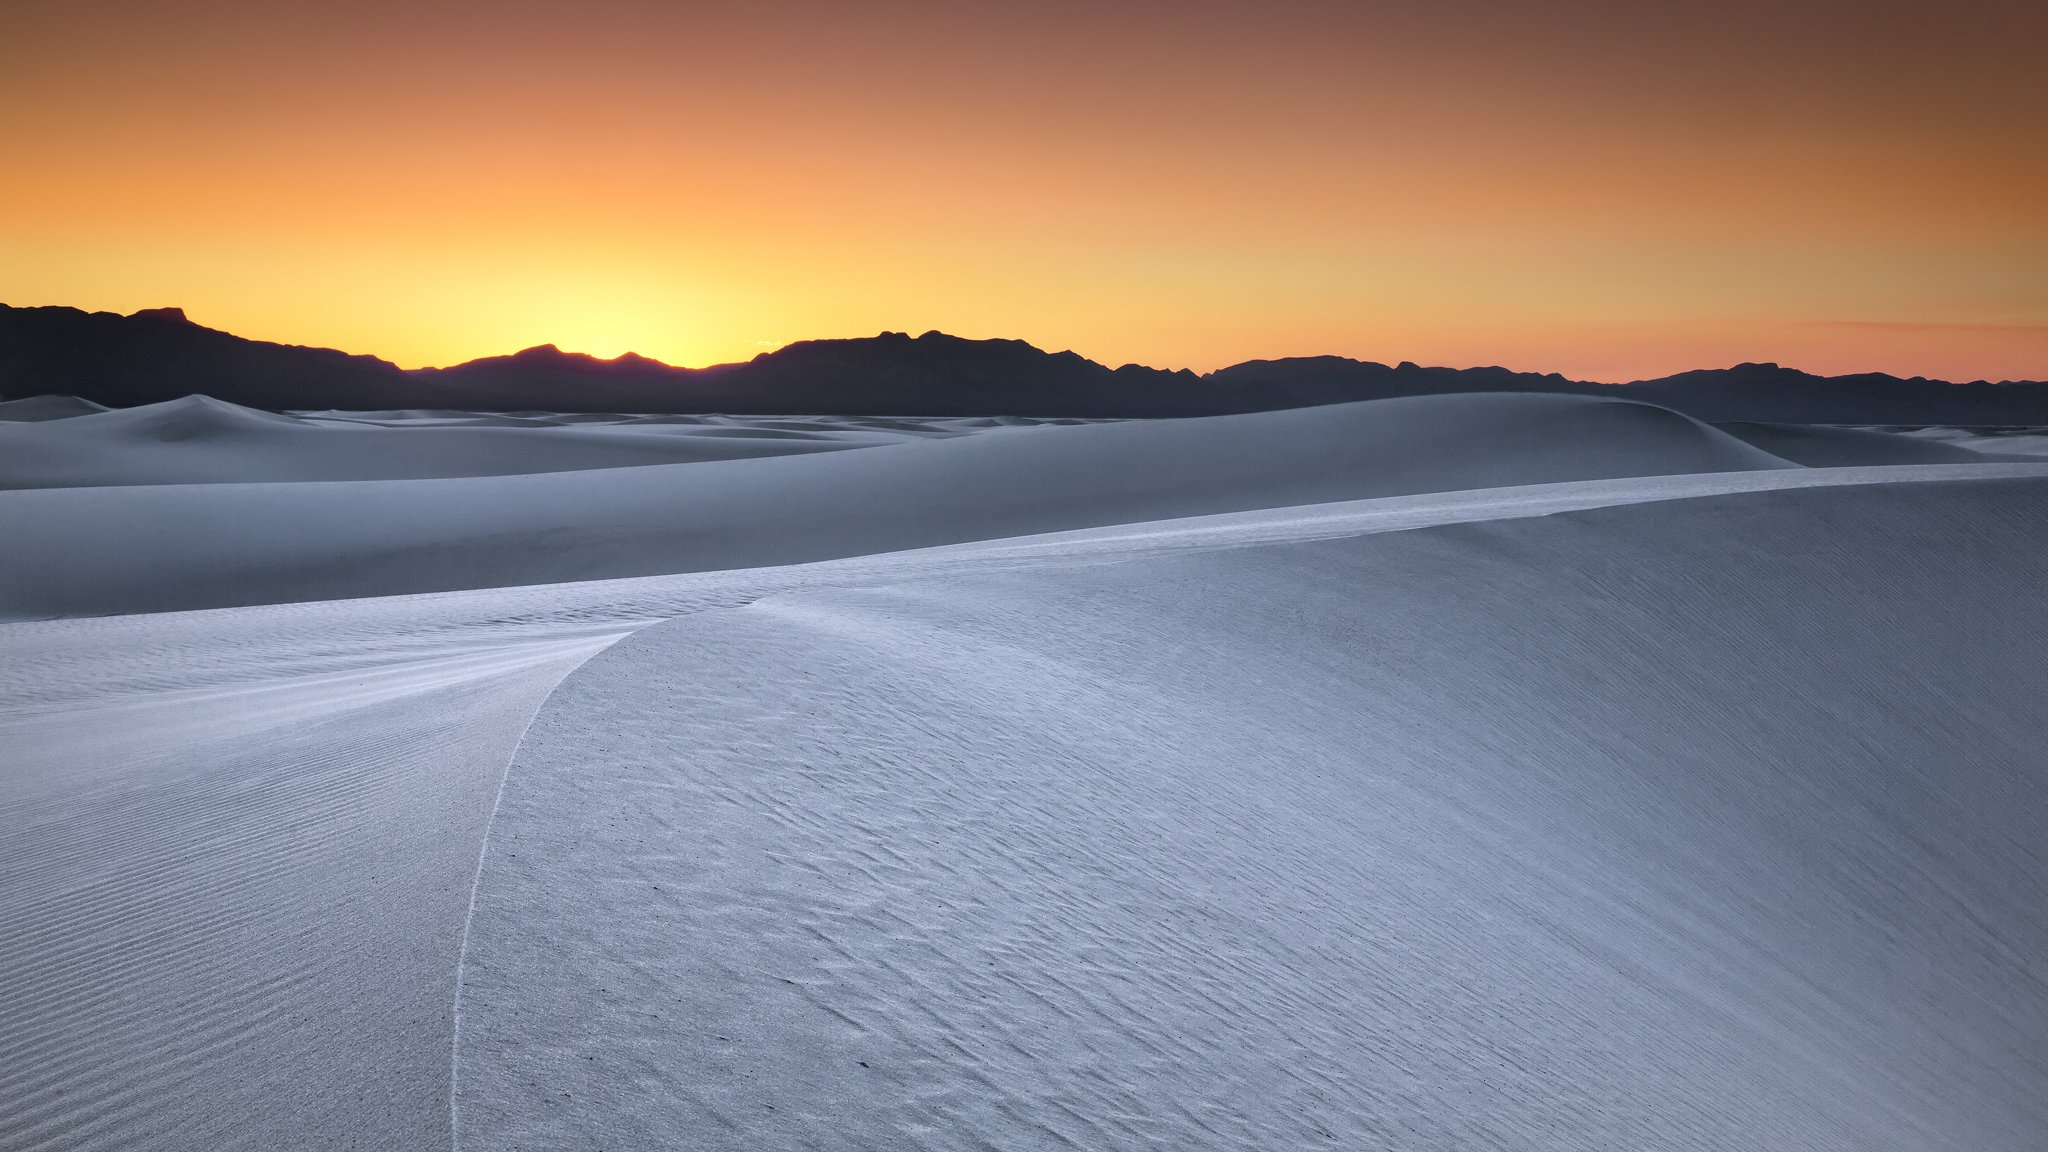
[10,473,1854,1152]
[0,395,109,422]
[456,476,2048,1152]
[1712,420,2033,465]
[0,392,1801,617]
[0,396,947,489]
[0,612,628,1152]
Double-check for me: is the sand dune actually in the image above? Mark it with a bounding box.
[1712,420,2033,466]
[456,476,2048,1151]
[0,395,109,422]
[1892,424,2048,459]
[0,392,1809,617]
[289,409,1085,433]
[4,391,2045,1151]
[0,396,966,489]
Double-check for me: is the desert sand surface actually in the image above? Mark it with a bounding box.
[1887,424,2048,459]
[0,396,111,422]
[0,392,1819,616]
[3,392,2045,1151]
[0,396,1086,490]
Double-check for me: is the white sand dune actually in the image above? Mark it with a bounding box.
[1891,424,2048,459]
[0,396,968,490]
[0,396,110,422]
[3,392,2045,1151]
[455,476,2048,1152]
[0,392,1807,617]
[1712,420,2035,465]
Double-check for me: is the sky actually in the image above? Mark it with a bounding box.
[4,0,2044,381]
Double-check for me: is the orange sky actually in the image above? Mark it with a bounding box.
[4,0,2044,381]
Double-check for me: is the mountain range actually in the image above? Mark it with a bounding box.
[3,303,2044,423]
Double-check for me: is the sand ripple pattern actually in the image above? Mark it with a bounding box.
[456,478,2048,1151]
[0,612,622,1152]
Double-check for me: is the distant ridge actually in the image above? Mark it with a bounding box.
[3,303,2044,423]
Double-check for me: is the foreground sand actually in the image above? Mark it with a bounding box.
[2,395,2045,1150]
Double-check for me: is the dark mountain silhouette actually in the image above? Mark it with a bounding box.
[0,305,421,410]
[4,303,2044,423]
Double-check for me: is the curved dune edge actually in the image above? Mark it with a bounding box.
[456,471,2048,1147]
[444,631,647,1149]
[0,616,637,1152]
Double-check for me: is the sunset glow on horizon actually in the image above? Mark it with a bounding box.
[5,0,2044,382]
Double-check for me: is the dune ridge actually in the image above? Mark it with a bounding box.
[1711,420,2037,465]
[0,392,1810,617]
[0,396,1004,489]
[0,396,111,422]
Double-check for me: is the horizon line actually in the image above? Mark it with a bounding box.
[9,301,2047,389]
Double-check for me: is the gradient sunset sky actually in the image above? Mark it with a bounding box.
[5,0,2044,381]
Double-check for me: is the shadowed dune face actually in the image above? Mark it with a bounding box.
[7,391,2034,493]
[1890,425,2048,459]
[1712,421,2037,466]
[0,395,111,422]
[0,391,1809,616]
[0,396,1007,489]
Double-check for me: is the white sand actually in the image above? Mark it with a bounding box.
[0,396,110,422]
[458,478,2048,1152]
[2,392,2044,1150]
[1889,424,2048,459]
[0,396,1005,489]
[1,392,1805,617]
[1711,420,2034,465]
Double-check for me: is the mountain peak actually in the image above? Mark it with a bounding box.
[130,307,191,323]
